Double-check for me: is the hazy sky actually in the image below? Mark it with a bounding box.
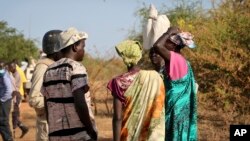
[1,0,211,58]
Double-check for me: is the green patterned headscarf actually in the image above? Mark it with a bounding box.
[115,40,142,68]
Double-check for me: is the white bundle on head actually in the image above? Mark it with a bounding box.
[143,4,170,50]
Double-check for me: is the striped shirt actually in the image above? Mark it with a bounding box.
[42,58,96,140]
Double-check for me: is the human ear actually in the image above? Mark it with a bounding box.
[72,44,78,52]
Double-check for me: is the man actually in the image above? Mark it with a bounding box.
[12,59,27,101]
[29,30,62,141]
[0,60,13,141]
[42,27,97,141]
[8,62,29,138]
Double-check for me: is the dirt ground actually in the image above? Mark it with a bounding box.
[1,90,114,141]
[1,91,248,141]
[2,102,113,141]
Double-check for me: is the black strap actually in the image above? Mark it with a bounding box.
[46,97,74,103]
[46,63,73,71]
[49,127,87,136]
[43,80,71,87]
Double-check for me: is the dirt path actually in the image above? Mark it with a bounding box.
[4,102,112,141]
[2,93,248,141]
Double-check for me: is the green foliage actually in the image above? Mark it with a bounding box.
[0,21,39,62]
[131,0,250,114]
[190,0,250,96]
[164,0,204,26]
[128,3,250,139]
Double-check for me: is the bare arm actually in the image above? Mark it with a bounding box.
[73,85,97,140]
[153,27,181,61]
[153,32,171,61]
[112,94,122,141]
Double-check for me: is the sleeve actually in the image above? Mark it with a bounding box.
[9,73,18,91]
[107,79,114,92]
[107,78,120,97]
[71,63,88,93]
[29,64,48,109]
[16,65,27,83]
[4,73,13,97]
[107,78,126,105]
[169,51,188,80]
[15,72,22,90]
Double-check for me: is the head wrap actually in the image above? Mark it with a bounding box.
[115,40,142,67]
[170,32,196,48]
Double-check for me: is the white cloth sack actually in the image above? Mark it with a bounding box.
[143,4,170,50]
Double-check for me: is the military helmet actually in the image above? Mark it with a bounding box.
[42,30,62,55]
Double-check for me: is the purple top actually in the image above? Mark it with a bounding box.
[166,51,188,80]
[107,69,139,105]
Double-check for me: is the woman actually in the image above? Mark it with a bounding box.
[107,40,165,141]
[153,27,198,141]
[149,47,165,77]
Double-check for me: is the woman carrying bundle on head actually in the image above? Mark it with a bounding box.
[153,26,198,141]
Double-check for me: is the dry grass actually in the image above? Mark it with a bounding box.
[2,82,249,141]
[198,93,250,141]
[2,56,249,141]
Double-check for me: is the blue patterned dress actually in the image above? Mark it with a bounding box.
[164,62,197,141]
